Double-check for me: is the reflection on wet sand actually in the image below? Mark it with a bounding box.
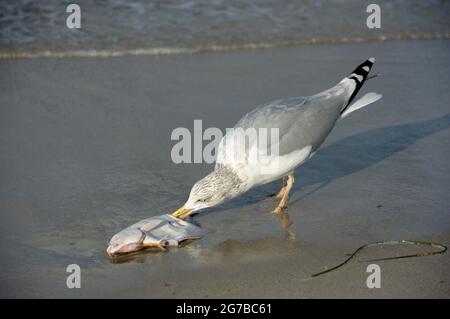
[273,211,297,241]
[108,247,166,264]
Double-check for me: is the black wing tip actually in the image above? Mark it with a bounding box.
[351,57,375,78]
[341,58,376,114]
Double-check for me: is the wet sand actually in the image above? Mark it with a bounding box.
[0,39,449,298]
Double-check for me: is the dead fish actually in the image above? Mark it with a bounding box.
[107,214,205,256]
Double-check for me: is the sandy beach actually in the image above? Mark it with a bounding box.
[0,39,449,298]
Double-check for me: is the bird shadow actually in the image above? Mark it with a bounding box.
[200,113,450,216]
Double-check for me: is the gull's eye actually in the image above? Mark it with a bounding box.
[197,196,211,203]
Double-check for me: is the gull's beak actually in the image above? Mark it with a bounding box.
[171,205,194,220]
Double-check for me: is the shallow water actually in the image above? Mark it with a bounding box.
[1,0,449,57]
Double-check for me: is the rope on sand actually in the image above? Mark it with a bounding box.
[311,240,447,278]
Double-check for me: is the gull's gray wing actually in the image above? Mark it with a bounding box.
[233,91,346,156]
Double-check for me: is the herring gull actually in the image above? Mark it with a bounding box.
[172,58,382,219]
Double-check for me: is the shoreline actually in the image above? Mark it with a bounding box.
[1,33,449,60]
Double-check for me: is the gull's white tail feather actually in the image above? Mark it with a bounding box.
[340,92,382,119]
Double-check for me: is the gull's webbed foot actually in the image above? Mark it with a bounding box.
[272,205,286,215]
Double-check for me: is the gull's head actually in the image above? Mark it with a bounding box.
[186,172,231,210]
[172,167,244,219]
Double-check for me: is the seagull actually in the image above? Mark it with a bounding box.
[172,58,382,219]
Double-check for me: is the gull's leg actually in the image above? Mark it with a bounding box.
[274,176,287,199]
[272,174,295,214]
[268,176,287,199]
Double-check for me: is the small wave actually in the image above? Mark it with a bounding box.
[1,33,449,60]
